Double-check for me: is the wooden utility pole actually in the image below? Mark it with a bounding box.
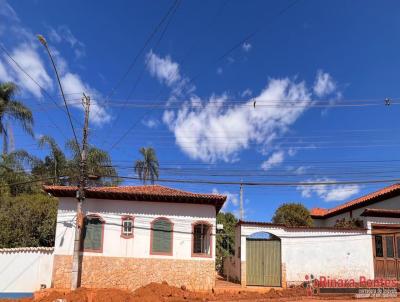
[71,94,90,289]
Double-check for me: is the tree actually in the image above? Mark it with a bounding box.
[134,147,159,184]
[66,139,120,186]
[334,217,364,229]
[33,135,68,185]
[0,194,57,248]
[216,212,238,274]
[0,150,40,196]
[272,203,313,227]
[0,82,34,155]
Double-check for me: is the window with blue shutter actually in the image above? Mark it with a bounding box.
[151,218,173,255]
[83,216,104,252]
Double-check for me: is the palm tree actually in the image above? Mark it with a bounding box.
[35,135,67,185]
[0,82,34,155]
[134,147,159,184]
[66,139,120,186]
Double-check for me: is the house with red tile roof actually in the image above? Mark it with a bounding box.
[310,183,400,227]
[226,183,400,289]
[43,185,226,291]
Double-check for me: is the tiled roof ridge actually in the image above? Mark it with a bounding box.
[311,183,400,218]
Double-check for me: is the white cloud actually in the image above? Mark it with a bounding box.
[216,67,223,75]
[47,25,86,59]
[163,78,311,162]
[61,72,111,125]
[146,51,338,163]
[0,0,19,22]
[4,44,52,97]
[313,70,336,97]
[261,151,284,170]
[142,118,159,129]
[0,59,12,82]
[147,50,181,87]
[212,188,239,214]
[241,89,252,98]
[242,42,252,52]
[0,1,110,125]
[297,178,361,202]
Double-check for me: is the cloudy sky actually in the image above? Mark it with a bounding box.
[1,0,400,220]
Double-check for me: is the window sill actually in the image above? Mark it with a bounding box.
[150,251,173,256]
[192,253,212,258]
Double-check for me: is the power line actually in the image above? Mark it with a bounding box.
[188,0,301,84]
[0,43,70,140]
[103,0,181,150]
[99,175,400,186]
[103,0,180,103]
[38,35,81,156]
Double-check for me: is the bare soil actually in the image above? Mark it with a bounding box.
[1,282,399,302]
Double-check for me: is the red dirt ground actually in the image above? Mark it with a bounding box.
[1,282,399,302]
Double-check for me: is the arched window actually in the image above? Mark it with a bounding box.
[192,222,212,257]
[150,217,173,255]
[83,215,104,253]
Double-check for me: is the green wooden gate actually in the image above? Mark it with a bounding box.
[246,238,281,286]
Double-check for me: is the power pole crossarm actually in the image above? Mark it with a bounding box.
[71,94,90,290]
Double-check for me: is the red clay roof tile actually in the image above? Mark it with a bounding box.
[311,183,400,218]
[43,185,227,212]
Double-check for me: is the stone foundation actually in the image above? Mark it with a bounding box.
[52,255,215,291]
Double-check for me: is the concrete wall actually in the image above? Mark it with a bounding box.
[0,247,53,293]
[314,195,400,227]
[55,197,216,260]
[237,225,374,286]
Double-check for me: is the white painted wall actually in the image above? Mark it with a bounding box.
[0,248,53,293]
[238,225,374,285]
[55,197,216,261]
[314,195,400,227]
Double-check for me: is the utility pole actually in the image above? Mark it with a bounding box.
[38,34,90,290]
[71,94,90,289]
[240,181,244,220]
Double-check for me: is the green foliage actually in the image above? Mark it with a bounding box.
[0,150,41,196]
[134,147,159,184]
[216,212,238,274]
[272,203,313,227]
[0,82,34,155]
[65,139,121,186]
[334,217,364,228]
[0,194,57,248]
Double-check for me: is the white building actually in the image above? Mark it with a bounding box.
[44,185,226,291]
[230,183,400,288]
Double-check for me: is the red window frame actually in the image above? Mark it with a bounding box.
[150,217,174,256]
[120,215,134,239]
[191,221,213,258]
[82,214,105,253]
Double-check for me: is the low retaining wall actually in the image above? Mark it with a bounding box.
[0,247,54,293]
[53,255,215,291]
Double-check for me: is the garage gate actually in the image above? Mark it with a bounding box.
[246,236,281,287]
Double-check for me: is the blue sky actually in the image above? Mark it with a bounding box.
[1,0,400,221]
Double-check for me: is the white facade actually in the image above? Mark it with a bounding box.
[236,223,375,286]
[55,197,216,260]
[313,192,400,227]
[0,247,53,293]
